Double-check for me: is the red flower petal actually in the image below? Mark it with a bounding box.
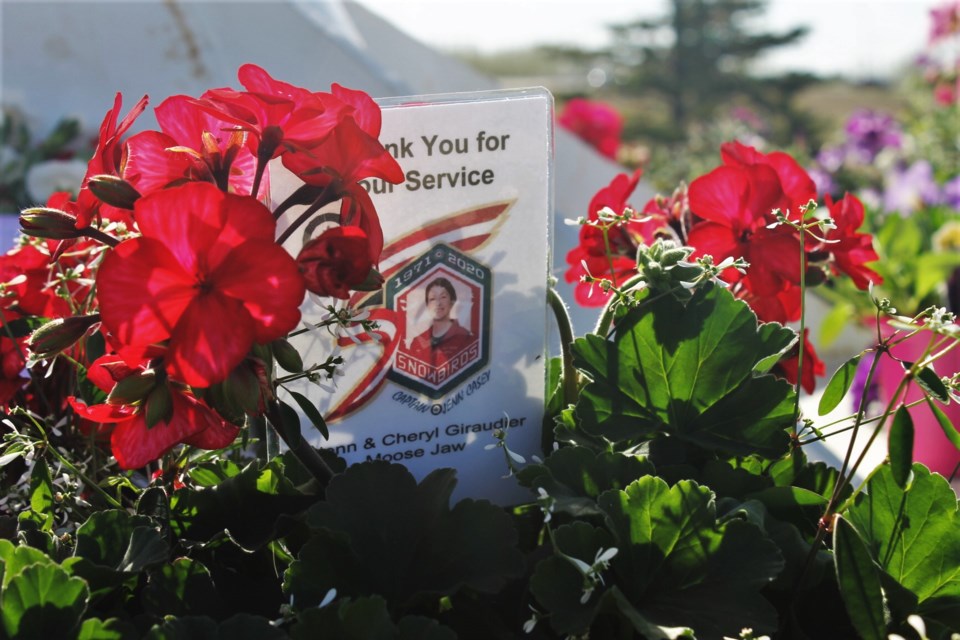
[212,239,305,342]
[97,237,195,346]
[689,166,751,230]
[134,182,230,275]
[166,292,255,387]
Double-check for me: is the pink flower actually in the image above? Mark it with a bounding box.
[558,98,623,160]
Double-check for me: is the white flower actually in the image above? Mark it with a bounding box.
[25,159,87,203]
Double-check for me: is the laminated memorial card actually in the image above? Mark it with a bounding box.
[272,88,553,504]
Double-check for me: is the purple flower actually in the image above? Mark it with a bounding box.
[844,109,902,163]
[816,145,846,172]
[883,160,942,214]
[943,175,960,210]
[808,166,837,197]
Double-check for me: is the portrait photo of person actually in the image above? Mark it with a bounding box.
[406,276,475,366]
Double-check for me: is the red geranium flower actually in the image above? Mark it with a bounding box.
[124,94,262,198]
[68,352,238,469]
[197,64,347,161]
[818,193,882,290]
[96,182,305,387]
[687,141,817,322]
[75,93,149,228]
[297,226,375,299]
[565,170,653,306]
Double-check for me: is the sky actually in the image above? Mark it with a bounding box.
[356,0,947,79]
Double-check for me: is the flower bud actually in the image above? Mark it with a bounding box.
[86,174,141,209]
[354,267,385,292]
[28,314,100,359]
[19,207,81,239]
[297,226,374,298]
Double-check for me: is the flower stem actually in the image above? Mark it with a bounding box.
[546,286,578,452]
[593,273,646,336]
[275,184,336,247]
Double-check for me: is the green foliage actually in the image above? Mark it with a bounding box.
[572,284,796,457]
[846,464,960,636]
[530,476,784,638]
[286,462,524,610]
[2,561,90,638]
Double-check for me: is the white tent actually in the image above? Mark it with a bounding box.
[1,0,645,333]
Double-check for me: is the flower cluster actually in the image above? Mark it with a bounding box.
[8,64,402,470]
[566,141,882,391]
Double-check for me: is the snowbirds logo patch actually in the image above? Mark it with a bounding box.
[386,244,491,398]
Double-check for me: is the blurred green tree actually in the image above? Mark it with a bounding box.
[607,0,816,143]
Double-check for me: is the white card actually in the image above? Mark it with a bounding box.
[272,88,553,505]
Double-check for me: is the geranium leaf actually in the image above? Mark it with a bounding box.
[847,464,960,631]
[926,397,960,451]
[77,616,138,640]
[141,557,222,618]
[28,458,54,531]
[0,538,53,589]
[528,522,614,635]
[170,455,320,551]
[516,447,655,517]
[1,562,89,638]
[289,462,523,608]
[73,510,168,573]
[594,476,783,638]
[833,516,887,640]
[289,596,456,640]
[218,614,289,640]
[888,406,915,489]
[819,355,861,416]
[572,284,793,457]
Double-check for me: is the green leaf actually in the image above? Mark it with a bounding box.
[1,562,89,638]
[915,364,950,403]
[141,558,222,618]
[531,476,784,638]
[529,522,614,635]
[819,355,861,416]
[927,397,960,451]
[0,539,53,589]
[847,464,960,630]
[888,406,915,489]
[288,390,329,440]
[217,614,289,640]
[186,460,242,487]
[144,615,218,640]
[28,458,54,530]
[77,617,139,640]
[516,446,655,517]
[170,456,319,550]
[572,284,794,457]
[288,462,523,609]
[276,400,302,442]
[73,510,168,573]
[833,516,887,640]
[289,596,455,640]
